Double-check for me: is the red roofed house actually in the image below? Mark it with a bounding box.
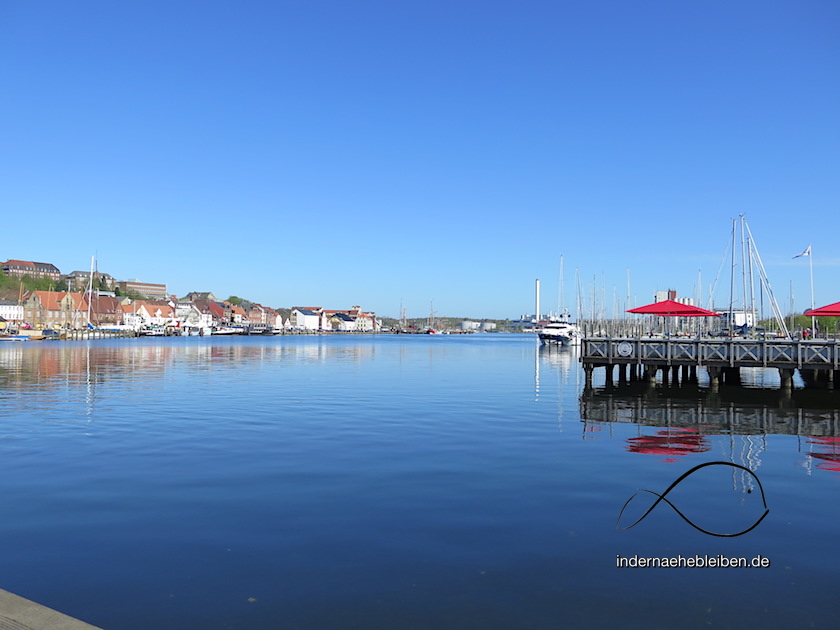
[192,300,226,327]
[22,291,90,328]
[87,294,123,326]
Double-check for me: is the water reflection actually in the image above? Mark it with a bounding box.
[0,338,385,427]
[806,437,840,472]
[0,339,381,387]
[536,344,581,431]
[579,382,840,476]
[625,428,710,462]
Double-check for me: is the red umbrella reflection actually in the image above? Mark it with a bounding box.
[807,437,840,472]
[626,428,710,463]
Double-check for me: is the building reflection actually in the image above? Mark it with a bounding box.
[0,339,380,397]
[579,383,840,474]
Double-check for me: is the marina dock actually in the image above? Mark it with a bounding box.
[581,337,840,391]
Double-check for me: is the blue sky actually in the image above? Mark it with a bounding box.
[2,1,838,319]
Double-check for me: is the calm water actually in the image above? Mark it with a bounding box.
[0,334,838,629]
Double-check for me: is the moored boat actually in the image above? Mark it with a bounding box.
[537,317,581,347]
[0,334,31,341]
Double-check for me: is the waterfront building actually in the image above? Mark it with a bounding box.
[21,291,90,327]
[275,308,293,330]
[292,307,324,330]
[328,312,356,331]
[0,299,24,322]
[121,303,144,329]
[87,294,123,326]
[175,302,213,328]
[317,306,380,332]
[22,291,70,326]
[192,299,226,327]
[229,303,247,324]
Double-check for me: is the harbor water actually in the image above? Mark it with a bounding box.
[0,334,837,629]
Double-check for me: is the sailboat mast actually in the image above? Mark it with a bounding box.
[740,215,748,328]
[728,219,736,336]
[558,255,565,316]
[809,246,815,334]
[86,255,94,327]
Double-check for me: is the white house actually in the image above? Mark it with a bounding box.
[0,300,24,322]
[292,308,323,331]
[121,304,144,330]
[176,302,213,328]
[330,312,356,331]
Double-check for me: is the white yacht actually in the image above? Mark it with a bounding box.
[537,314,581,347]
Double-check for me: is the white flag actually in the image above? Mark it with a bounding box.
[793,245,811,258]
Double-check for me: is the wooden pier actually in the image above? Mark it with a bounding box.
[581,337,840,391]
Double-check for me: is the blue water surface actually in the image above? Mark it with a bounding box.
[0,334,837,629]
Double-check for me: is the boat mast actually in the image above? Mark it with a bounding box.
[728,219,736,337]
[745,221,757,328]
[558,255,565,318]
[789,281,794,332]
[740,215,750,330]
[742,219,790,339]
[86,255,94,327]
[808,245,815,334]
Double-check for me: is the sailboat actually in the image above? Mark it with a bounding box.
[425,301,445,334]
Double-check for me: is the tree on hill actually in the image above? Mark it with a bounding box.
[0,271,66,293]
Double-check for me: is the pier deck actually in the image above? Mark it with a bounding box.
[581,337,840,390]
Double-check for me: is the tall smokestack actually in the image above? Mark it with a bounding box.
[535,278,541,324]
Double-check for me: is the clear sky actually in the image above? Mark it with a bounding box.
[2,1,838,320]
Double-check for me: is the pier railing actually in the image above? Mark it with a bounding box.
[581,337,840,370]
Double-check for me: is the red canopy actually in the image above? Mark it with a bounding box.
[804,302,840,317]
[627,300,720,317]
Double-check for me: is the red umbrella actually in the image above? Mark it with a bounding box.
[804,302,840,317]
[627,300,720,317]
